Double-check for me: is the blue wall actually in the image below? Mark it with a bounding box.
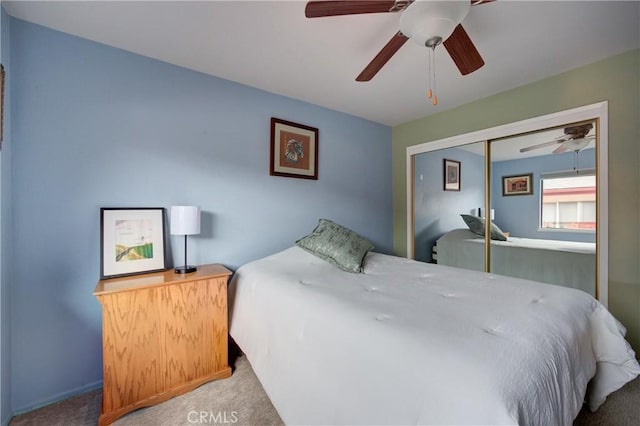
[0,7,12,426]
[491,150,596,242]
[9,18,392,413]
[414,146,484,262]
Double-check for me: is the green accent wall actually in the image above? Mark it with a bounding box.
[392,49,640,352]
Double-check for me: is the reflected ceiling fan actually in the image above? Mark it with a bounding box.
[520,124,595,155]
[305,0,494,105]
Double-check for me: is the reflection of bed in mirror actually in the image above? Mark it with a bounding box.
[435,228,596,295]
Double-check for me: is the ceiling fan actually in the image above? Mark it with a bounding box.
[305,0,494,104]
[520,124,596,155]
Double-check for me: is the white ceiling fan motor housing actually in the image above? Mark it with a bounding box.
[400,0,471,47]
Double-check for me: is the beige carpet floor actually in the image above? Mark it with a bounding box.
[9,354,639,425]
[10,355,283,426]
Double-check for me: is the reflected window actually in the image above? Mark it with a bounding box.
[540,173,596,231]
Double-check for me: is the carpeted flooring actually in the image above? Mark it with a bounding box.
[9,354,639,425]
[10,355,283,426]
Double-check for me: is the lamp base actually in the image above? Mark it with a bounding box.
[175,265,197,274]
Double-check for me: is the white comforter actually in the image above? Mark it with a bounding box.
[229,247,639,425]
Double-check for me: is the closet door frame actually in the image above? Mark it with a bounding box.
[405,101,608,306]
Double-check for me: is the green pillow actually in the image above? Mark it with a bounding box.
[296,219,374,273]
[460,214,508,241]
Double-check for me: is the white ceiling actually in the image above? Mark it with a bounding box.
[3,1,640,126]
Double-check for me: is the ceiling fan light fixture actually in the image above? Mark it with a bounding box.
[400,0,470,47]
[564,137,594,152]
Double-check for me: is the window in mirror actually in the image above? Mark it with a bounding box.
[540,172,596,231]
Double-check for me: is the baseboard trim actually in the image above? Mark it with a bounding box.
[2,411,13,426]
[12,380,103,416]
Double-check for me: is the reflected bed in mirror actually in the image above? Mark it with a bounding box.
[434,228,595,296]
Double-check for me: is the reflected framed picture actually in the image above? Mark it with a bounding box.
[443,159,461,191]
[270,117,318,180]
[502,173,533,196]
[100,207,166,279]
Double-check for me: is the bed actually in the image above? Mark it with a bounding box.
[228,245,639,425]
[435,228,596,295]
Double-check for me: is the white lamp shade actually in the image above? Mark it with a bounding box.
[400,0,470,47]
[478,208,495,221]
[170,206,201,235]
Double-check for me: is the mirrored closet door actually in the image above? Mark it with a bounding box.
[413,141,486,272]
[487,121,597,296]
[410,114,602,299]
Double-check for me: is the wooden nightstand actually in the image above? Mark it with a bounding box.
[93,264,232,425]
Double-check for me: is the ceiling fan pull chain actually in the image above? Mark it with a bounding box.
[431,45,438,106]
[426,49,432,100]
[426,46,438,105]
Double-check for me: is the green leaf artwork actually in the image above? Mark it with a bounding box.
[115,219,154,262]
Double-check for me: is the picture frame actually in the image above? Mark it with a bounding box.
[100,207,166,279]
[443,159,461,191]
[270,117,319,180]
[502,173,534,196]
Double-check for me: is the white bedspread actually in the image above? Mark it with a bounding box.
[228,247,639,425]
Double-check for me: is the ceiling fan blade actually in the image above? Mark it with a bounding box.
[305,1,399,18]
[442,24,485,75]
[470,0,496,6]
[356,32,409,82]
[306,0,488,18]
[553,145,569,154]
[519,140,562,153]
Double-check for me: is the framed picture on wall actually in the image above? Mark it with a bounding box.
[270,117,319,180]
[502,173,533,196]
[100,207,166,279]
[443,159,461,191]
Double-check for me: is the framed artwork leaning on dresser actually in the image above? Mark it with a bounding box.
[100,207,166,279]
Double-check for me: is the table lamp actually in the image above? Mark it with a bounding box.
[478,207,495,221]
[170,206,201,274]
